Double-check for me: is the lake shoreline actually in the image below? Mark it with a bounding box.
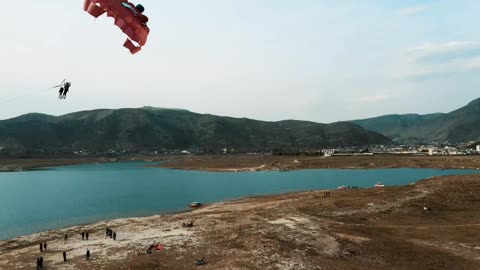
[0,206,199,242]
[2,174,480,269]
[2,154,480,173]
[0,155,174,172]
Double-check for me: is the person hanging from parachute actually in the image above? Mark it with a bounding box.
[83,0,150,54]
[52,79,72,100]
[62,82,72,99]
[59,87,64,99]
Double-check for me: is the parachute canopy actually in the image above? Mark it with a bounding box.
[83,0,150,54]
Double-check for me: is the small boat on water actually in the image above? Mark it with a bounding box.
[189,202,203,208]
[337,185,348,190]
[375,183,385,188]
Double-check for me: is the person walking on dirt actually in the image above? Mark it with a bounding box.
[113,231,116,241]
[82,232,85,240]
[63,251,67,262]
[39,243,43,252]
[86,249,90,260]
[86,232,89,240]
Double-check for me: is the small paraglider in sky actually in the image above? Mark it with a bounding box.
[83,0,150,54]
[51,79,72,100]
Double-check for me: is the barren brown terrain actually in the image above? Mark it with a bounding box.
[3,154,480,173]
[0,157,110,172]
[1,174,480,270]
[157,154,480,171]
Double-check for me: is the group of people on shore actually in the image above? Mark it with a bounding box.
[81,231,90,240]
[34,227,115,268]
[39,242,47,252]
[35,256,44,269]
[106,227,117,240]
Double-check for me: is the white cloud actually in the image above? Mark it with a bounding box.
[399,5,429,16]
[404,58,480,79]
[397,41,480,80]
[406,41,480,62]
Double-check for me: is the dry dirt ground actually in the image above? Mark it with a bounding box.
[1,174,480,270]
[3,155,480,173]
[157,154,480,171]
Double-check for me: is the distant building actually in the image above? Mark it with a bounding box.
[428,148,434,156]
[447,147,458,155]
[477,145,480,153]
[322,149,335,157]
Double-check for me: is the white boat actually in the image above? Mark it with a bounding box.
[189,202,203,208]
[375,183,385,188]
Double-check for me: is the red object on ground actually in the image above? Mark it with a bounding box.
[83,0,150,54]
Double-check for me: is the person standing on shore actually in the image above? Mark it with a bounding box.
[82,232,85,240]
[39,256,44,268]
[106,227,109,237]
[86,249,90,260]
[36,257,40,269]
[113,231,116,241]
[86,232,89,240]
[63,251,67,262]
[43,242,47,251]
[64,233,68,241]
[39,243,43,252]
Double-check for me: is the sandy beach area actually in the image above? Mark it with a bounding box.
[1,173,480,269]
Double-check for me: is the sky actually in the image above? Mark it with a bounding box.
[0,0,479,123]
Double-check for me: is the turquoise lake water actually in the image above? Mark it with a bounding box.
[0,161,479,240]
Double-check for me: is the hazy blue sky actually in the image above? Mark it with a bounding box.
[0,1,479,122]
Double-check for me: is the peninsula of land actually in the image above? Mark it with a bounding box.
[2,154,480,172]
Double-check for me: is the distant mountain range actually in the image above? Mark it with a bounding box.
[352,98,480,144]
[0,107,391,153]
